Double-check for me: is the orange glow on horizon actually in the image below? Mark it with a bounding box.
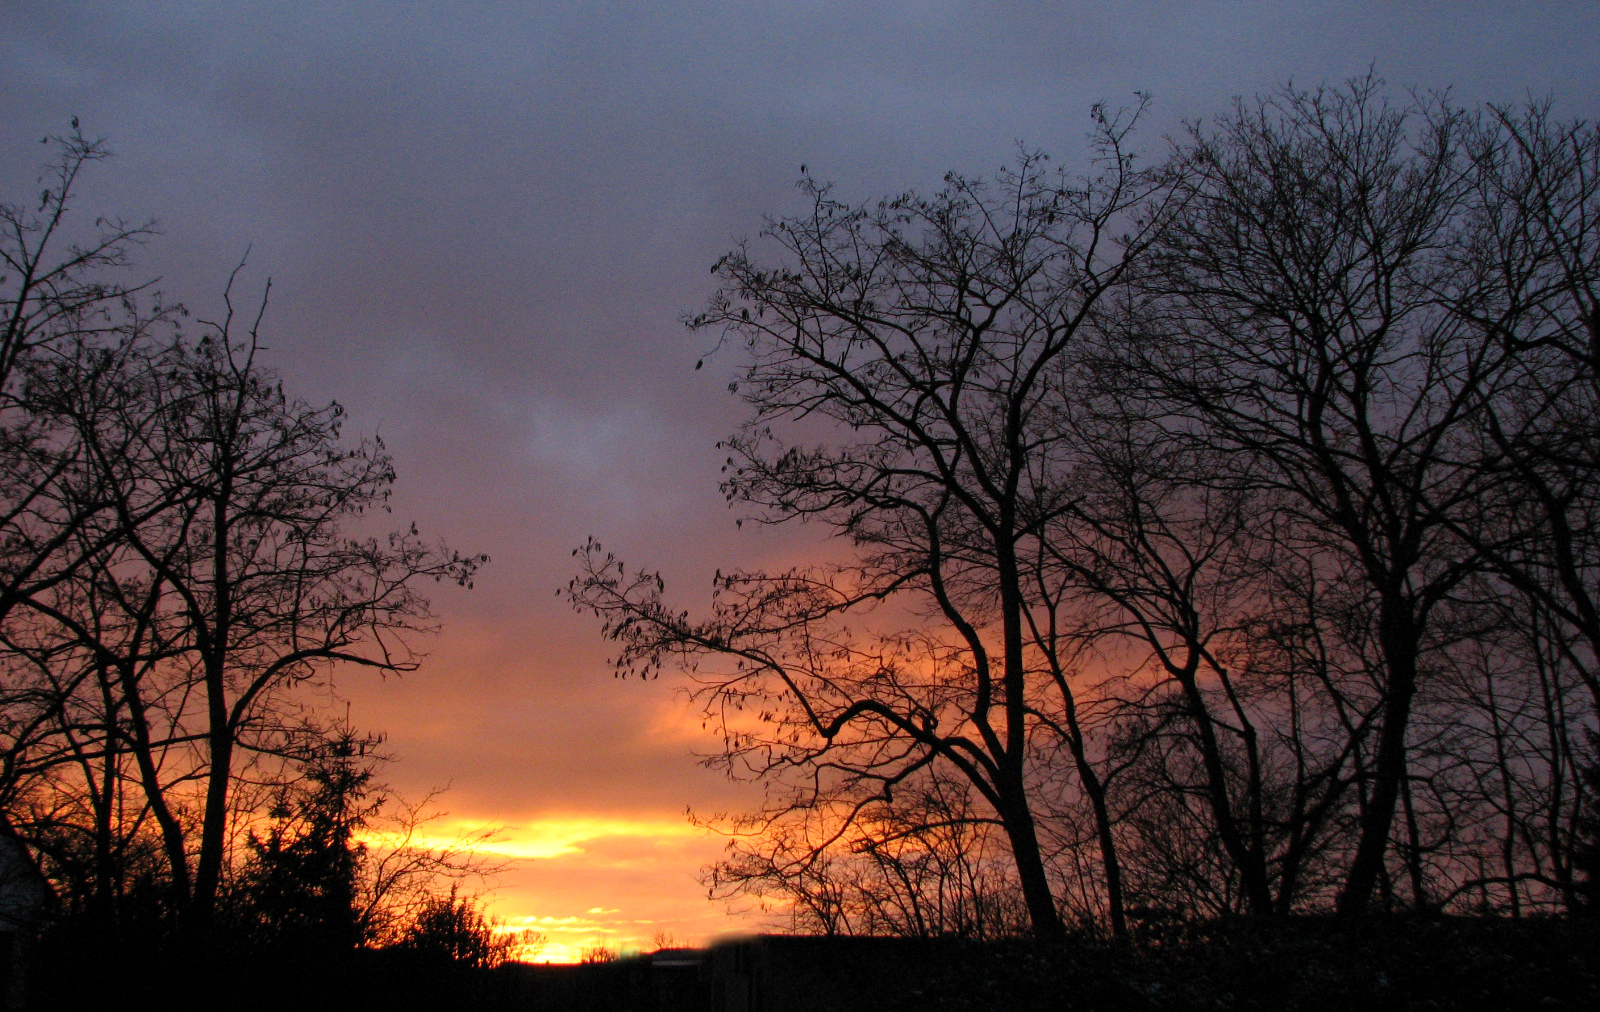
[358,810,768,958]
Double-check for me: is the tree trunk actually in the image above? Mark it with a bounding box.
[995,781,1065,940]
[1337,599,1420,915]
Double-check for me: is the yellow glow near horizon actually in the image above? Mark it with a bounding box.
[534,941,626,965]
[498,909,648,964]
[536,942,580,964]
[353,811,750,957]
[361,813,708,861]
[352,808,763,958]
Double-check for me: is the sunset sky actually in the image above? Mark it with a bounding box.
[3,1,1597,962]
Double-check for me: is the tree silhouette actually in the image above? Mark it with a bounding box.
[574,77,1600,934]
[1,129,488,942]
[234,727,381,952]
[397,886,531,968]
[571,106,1170,940]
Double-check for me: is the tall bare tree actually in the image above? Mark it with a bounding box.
[88,288,485,928]
[2,132,488,935]
[571,107,1171,940]
[1109,77,1599,915]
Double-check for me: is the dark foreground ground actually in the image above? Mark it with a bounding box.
[30,915,1600,1011]
[894,916,1599,1012]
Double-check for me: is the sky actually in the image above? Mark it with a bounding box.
[3,0,1597,961]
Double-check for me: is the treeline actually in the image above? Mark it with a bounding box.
[0,126,495,970]
[570,77,1600,940]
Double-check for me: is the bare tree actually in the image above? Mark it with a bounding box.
[1110,77,1596,915]
[571,109,1169,940]
[1456,103,1600,710]
[4,283,487,932]
[703,767,1027,939]
[80,286,486,928]
[567,79,1599,934]
[1,130,187,931]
